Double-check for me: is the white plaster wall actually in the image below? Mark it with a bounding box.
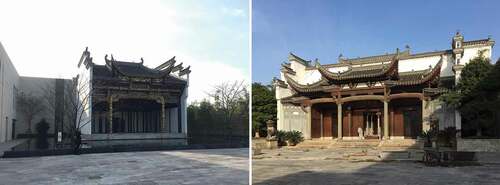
[399,56,441,73]
[290,61,306,82]
[169,107,179,133]
[0,42,19,142]
[462,46,492,64]
[441,54,455,77]
[280,105,308,138]
[433,100,455,130]
[275,85,293,99]
[303,70,322,84]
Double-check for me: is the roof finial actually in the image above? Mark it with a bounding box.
[85,47,88,52]
[140,57,144,64]
[405,45,410,50]
[105,54,108,61]
[338,53,343,59]
[456,29,461,36]
[111,54,114,61]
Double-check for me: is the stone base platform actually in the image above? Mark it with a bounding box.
[82,133,188,148]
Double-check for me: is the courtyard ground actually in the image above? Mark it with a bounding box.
[0,148,248,185]
[253,147,500,185]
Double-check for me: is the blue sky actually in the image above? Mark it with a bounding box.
[252,0,500,83]
[0,0,249,103]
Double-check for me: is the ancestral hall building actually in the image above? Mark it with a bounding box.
[78,48,191,146]
[274,33,494,140]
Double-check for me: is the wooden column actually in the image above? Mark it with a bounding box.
[108,95,113,134]
[390,108,395,138]
[422,98,430,132]
[320,111,324,138]
[384,100,389,139]
[178,99,182,133]
[376,112,381,139]
[337,103,342,139]
[347,107,352,137]
[160,97,166,133]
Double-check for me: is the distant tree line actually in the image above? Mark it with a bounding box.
[187,81,249,146]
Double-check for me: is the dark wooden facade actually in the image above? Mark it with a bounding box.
[80,50,191,135]
[279,50,444,139]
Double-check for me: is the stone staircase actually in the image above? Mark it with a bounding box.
[377,139,423,150]
[293,139,426,161]
[333,139,381,148]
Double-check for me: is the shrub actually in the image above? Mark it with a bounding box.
[438,127,459,147]
[285,130,304,146]
[420,127,438,147]
[276,130,287,146]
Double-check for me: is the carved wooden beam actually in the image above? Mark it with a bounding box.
[389,93,424,101]
[310,97,336,104]
[341,95,385,103]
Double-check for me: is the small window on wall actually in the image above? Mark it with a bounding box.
[457,59,461,65]
[456,42,461,48]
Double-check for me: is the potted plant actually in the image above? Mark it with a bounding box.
[285,130,304,146]
[276,130,287,146]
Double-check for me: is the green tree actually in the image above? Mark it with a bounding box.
[441,51,494,136]
[252,82,277,137]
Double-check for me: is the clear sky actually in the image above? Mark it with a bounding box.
[0,0,249,103]
[252,0,500,83]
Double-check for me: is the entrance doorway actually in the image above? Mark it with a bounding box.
[403,109,421,138]
[363,112,382,138]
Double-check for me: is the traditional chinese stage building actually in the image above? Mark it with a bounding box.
[78,48,191,146]
[274,33,494,141]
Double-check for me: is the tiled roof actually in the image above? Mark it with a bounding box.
[98,54,190,79]
[283,73,328,93]
[338,49,410,64]
[284,58,442,94]
[463,38,495,47]
[316,55,398,83]
[390,58,443,86]
[288,52,311,66]
[113,61,169,78]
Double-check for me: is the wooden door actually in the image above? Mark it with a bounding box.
[332,111,338,138]
[403,109,422,138]
[322,110,332,137]
[311,107,322,138]
[393,109,404,136]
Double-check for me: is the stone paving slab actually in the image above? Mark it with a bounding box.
[0,148,249,185]
[253,147,500,185]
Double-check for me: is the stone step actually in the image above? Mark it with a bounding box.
[378,139,423,149]
[333,140,381,148]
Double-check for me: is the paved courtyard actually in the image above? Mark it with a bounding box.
[0,148,248,185]
[253,147,500,185]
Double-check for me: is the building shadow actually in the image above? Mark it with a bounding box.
[252,142,498,185]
